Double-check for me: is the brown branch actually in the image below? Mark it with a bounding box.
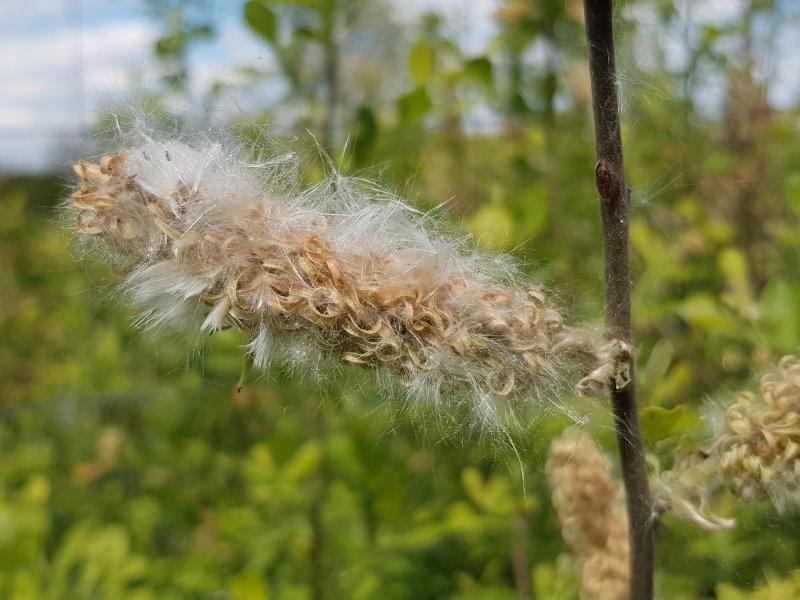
[581,2,656,598]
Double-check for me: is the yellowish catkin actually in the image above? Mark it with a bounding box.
[70,147,611,426]
[546,428,629,600]
[657,355,800,529]
[716,355,800,500]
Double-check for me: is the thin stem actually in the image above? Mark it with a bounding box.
[581,1,656,599]
[322,0,340,153]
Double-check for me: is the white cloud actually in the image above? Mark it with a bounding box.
[0,18,156,171]
[0,0,498,172]
[0,0,66,27]
[685,0,746,25]
[186,18,280,113]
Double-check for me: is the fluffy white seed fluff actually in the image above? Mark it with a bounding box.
[68,117,607,431]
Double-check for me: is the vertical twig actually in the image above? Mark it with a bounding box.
[322,0,340,153]
[581,2,656,598]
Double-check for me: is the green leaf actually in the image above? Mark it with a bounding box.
[352,105,378,165]
[461,467,484,507]
[517,182,550,237]
[640,339,673,400]
[396,87,432,123]
[230,571,269,600]
[463,57,492,87]
[715,582,747,600]
[281,441,322,483]
[649,360,693,407]
[294,26,322,42]
[244,1,277,42]
[718,247,753,311]
[702,25,721,43]
[465,203,515,250]
[189,24,214,39]
[784,171,800,216]
[409,40,436,86]
[677,294,738,333]
[0,191,27,232]
[641,405,702,443]
[155,33,186,58]
[760,279,800,350]
[532,562,579,600]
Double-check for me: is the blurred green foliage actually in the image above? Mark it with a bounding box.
[3,0,800,597]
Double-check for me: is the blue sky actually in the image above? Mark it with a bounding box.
[0,0,503,171]
[0,0,797,173]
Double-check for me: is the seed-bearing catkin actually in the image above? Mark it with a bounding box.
[69,133,609,428]
[657,355,800,528]
[546,428,629,600]
[715,355,800,500]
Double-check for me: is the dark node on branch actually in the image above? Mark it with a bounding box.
[595,160,620,201]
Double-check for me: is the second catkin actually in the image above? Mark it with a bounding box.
[547,428,629,600]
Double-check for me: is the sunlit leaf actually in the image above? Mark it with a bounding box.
[409,40,436,86]
[649,360,693,407]
[718,247,753,312]
[281,441,322,483]
[517,182,550,238]
[230,571,269,600]
[640,339,673,401]
[677,294,738,333]
[244,1,277,42]
[396,87,432,123]
[641,405,702,443]
[760,279,800,350]
[351,105,378,165]
[784,171,800,216]
[465,204,515,250]
[463,57,493,87]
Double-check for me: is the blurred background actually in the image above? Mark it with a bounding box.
[2,0,800,598]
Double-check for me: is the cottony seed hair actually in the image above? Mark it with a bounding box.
[69,127,608,429]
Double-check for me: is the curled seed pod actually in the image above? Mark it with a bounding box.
[547,428,629,600]
[69,128,608,429]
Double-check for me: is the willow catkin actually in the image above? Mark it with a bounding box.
[68,130,610,429]
[657,355,800,529]
[546,428,629,600]
[715,355,800,500]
